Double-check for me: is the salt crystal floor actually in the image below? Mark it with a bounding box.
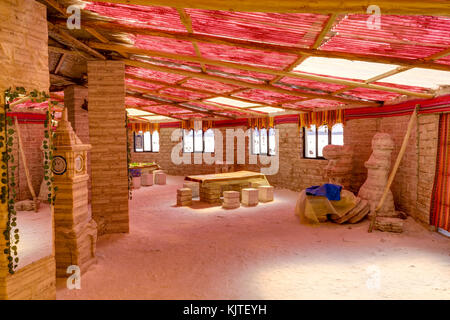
[17,175,450,299]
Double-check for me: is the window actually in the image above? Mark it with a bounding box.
[183,129,194,153]
[204,129,215,153]
[252,128,260,155]
[252,127,276,156]
[183,128,216,153]
[268,128,276,156]
[303,123,344,159]
[134,131,159,153]
[194,129,203,153]
[152,131,160,152]
[260,128,268,155]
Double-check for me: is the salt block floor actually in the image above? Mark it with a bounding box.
[22,175,449,299]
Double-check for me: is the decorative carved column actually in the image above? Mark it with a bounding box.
[53,110,97,277]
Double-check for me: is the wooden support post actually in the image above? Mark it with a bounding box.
[368,105,419,232]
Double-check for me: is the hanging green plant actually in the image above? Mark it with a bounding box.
[1,87,55,274]
[126,113,133,200]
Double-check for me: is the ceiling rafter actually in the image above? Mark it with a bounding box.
[270,13,339,85]
[127,85,266,117]
[94,42,433,99]
[122,58,382,106]
[59,19,450,72]
[82,1,450,15]
[127,91,236,119]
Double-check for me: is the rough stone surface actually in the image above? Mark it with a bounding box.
[358,133,396,217]
[322,144,353,189]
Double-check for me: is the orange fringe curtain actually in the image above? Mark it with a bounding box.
[182,120,213,131]
[130,122,160,133]
[248,117,274,129]
[298,109,345,129]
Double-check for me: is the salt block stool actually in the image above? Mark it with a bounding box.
[153,170,163,183]
[241,188,259,207]
[222,191,240,209]
[258,185,274,202]
[132,176,141,189]
[177,188,192,206]
[154,171,166,185]
[141,172,153,186]
[183,181,199,198]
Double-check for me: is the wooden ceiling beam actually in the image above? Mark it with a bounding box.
[48,22,106,60]
[62,19,450,72]
[122,58,380,105]
[82,1,450,15]
[126,91,235,119]
[97,43,433,98]
[126,105,184,121]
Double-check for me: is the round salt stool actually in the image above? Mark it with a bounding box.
[222,191,240,209]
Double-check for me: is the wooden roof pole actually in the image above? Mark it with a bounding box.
[122,58,381,105]
[76,20,450,71]
[126,86,261,117]
[93,43,434,98]
[270,13,338,85]
[83,0,450,15]
[368,105,419,233]
[126,92,235,119]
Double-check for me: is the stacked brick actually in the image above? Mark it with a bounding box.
[222,191,240,209]
[177,188,192,206]
[88,61,129,235]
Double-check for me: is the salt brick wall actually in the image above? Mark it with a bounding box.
[344,114,439,225]
[0,0,54,300]
[88,61,129,235]
[132,117,439,225]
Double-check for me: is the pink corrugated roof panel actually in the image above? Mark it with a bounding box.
[84,2,186,32]
[132,34,196,56]
[321,14,450,59]
[197,42,297,69]
[283,99,344,109]
[187,9,329,47]
[206,65,275,84]
[125,78,164,91]
[125,66,186,84]
[339,88,401,101]
[180,78,243,94]
[233,89,305,104]
[126,96,160,107]
[276,77,347,93]
[159,87,212,100]
[141,104,188,114]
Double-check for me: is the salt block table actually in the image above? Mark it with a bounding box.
[185,171,270,205]
[128,162,160,174]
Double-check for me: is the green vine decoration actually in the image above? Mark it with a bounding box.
[1,87,56,274]
[126,113,132,200]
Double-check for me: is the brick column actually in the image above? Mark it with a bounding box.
[64,85,91,202]
[87,61,129,235]
[0,0,55,300]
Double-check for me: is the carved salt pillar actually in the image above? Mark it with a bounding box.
[358,133,396,217]
[322,145,353,190]
[53,109,97,277]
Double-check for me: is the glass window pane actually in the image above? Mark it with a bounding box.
[143,131,151,151]
[317,125,329,157]
[252,128,260,154]
[305,125,316,158]
[152,131,160,152]
[268,128,276,156]
[260,128,268,155]
[194,130,203,152]
[183,129,194,153]
[331,123,344,145]
[204,129,215,153]
[134,131,144,152]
